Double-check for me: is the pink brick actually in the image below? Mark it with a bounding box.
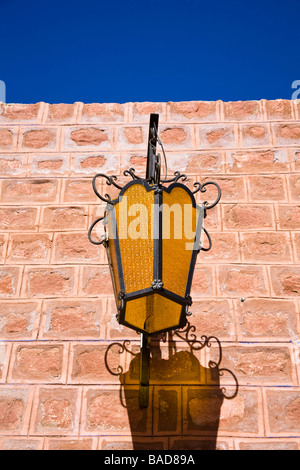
[198,124,236,148]
[30,386,82,436]
[168,101,217,122]
[81,103,125,123]
[0,103,43,123]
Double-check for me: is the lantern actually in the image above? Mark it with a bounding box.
[88,114,221,406]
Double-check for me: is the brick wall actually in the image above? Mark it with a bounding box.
[0,100,299,450]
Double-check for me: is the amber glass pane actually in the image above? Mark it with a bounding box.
[162,187,198,298]
[125,294,183,334]
[114,183,154,293]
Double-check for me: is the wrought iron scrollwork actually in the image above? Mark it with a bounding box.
[123,167,141,180]
[92,173,122,204]
[87,215,107,246]
[193,181,221,210]
[162,171,188,184]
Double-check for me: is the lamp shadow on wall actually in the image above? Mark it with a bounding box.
[104,322,239,451]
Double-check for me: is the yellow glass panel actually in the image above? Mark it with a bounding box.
[114,183,154,293]
[162,187,198,297]
[125,294,183,334]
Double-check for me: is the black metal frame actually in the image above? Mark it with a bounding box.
[88,113,221,407]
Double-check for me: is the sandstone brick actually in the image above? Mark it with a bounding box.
[0,343,11,383]
[65,126,111,149]
[270,266,300,297]
[117,126,146,150]
[235,439,299,450]
[223,100,262,121]
[24,266,76,297]
[81,103,125,123]
[190,267,214,297]
[80,265,113,296]
[168,101,217,122]
[159,125,192,148]
[0,155,26,176]
[0,207,38,231]
[0,437,43,450]
[198,232,240,263]
[41,299,103,339]
[153,387,181,435]
[72,152,119,174]
[274,123,300,145]
[167,151,225,174]
[1,179,59,203]
[170,437,232,451]
[278,204,300,229]
[228,149,289,173]
[30,387,81,435]
[218,265,268,297]
[40,206,88,231]
[0,301,41,339]
[292,232,300,262]
[293,150,300,171]
[190,299,235,339]
[69,343,121,384]
[0,267,21,297]
[240,232,292,263]
[0,387,33,434]
[264,388,300,436]
[54,232,101,263]
[132,102,165,122]
[0,128,16,150]
[0,234,7,263]
[46,103,77,123]
[45,437,97,450]
[200,176,246,202]
[207,344,295,386]
[99,436,167,451]
[62,178,97,203]
[0,103,42,123]
[81,386,151,435]
[7,234,51,264]
[183,387,263,435]
[235,298,298,341]
[223,204,274,230]
[198,124,236,148]
[9,343,67,383]
[241,124,270,147]
[265,100,293,120]
[248,175,286,201]
[29,154,69,176]
[126,344,204,385]
[21,128,57,150]
[288,174,300,201]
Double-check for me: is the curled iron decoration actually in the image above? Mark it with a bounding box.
[198,227,212,253]
[162,171,188,184]
[92,173,122,204]
[123,167,141,180]
[193,181,221,210]
[88,215,107,246]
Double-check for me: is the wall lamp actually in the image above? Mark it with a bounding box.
[88,114,221,407]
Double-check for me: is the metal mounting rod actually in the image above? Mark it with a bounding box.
[146,113,159,183]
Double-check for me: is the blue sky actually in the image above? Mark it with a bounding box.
[0,0,299,103]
